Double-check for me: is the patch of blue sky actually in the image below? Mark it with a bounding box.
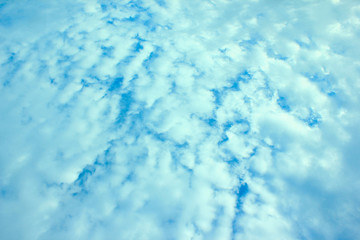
[248,147,258,160]
[222,121,233,131]
[0,11,12,27]
[129,34,146,52]
[101,45,114,57]
[106,17,118,25]
[236,182,249,200]
[225,70,253,91]
[206,118,217,127]
[277,96,291,112]
[71,167,97,197]
[238,39,258,50]
[163,218,177,228]
[227,78,240,91]
[115,91,134,125]
[4,51,16,63]
[211,89,222,107]
[266,48,288,60]
[217,133,229,146]
[100,4,108,12]
[0,187,11,199]
[135,41,144,52]
[108,77,123,92]
[142,48,162,78]
[327,91,336,97]
[0,2,6,10]
[20,109,32,125]
[126,0,149,11]
[121,14,140,23]
[303,72,337,96]
[121,2,155,28]
[56,54,75,70]
[115,54,137,69]
[143,48,161,68]
[294,35,315,49]
[145,128,168,142]
[84,73,102,84]
[225,156,240,166]
[303,109,321,127]
[236,70,252,84]
[231,182,249,237]
[180,163,194,176]
[94,147,114,167]
[209,205,225,229]
[0,61,23,87]
[223,119,250,134]
[74,165,96,187]
[122,171,135,184]
[211,71,253,109]
[80,78,91,88]
[154,0,166,7]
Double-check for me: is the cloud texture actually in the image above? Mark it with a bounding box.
[1,0,360,239]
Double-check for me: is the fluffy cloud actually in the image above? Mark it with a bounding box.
[1,0,360,239]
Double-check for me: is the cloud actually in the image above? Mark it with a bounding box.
[1,0,360,239]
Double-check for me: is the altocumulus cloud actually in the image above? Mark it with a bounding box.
[1,0,360,239]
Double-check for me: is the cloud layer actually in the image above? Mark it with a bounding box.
[1,0,360,239]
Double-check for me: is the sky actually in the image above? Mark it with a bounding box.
[0,0,360,239]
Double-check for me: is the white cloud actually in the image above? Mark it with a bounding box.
[1,0,360,239]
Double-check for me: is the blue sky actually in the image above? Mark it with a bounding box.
[1,0,360,239]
